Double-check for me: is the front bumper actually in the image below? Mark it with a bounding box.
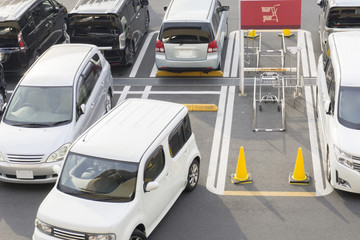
[0,161,61,184]
[331,160,360,193]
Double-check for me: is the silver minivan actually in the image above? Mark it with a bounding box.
[318,0,360,49]
[155,0,229,71]
[0,44,113,184]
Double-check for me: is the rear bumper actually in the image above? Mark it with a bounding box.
[155,52,220,71]
[0,48,28,74]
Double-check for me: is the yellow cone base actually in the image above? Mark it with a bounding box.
[231,173,253,184]
[289,172,310,185]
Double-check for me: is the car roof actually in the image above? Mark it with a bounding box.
[330,31,360,86]
[165,0,214,21]
[71,99,186,163]
[0,0,37,21]
[20,44,94,87]
[328,0,360,8]
[71,0,125,14]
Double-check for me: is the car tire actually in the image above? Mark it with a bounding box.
[127,41,135,65]
[185,158,199,192]
[130,229,146,240]
[145,11,150,34]
[105,90,112,113]
[0,90,5,113]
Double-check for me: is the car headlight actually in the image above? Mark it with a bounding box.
[0,151,4,162]
[35,219,52,235]
[334,146,354,169]
[88,234,116,240]
[46,143,71,163]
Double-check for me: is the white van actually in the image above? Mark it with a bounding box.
[33,99,201,240]
[318,0,360,49]
[155,0,229,71]
[316,31,360,193]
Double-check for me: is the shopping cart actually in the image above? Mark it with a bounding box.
[262,4,280,22]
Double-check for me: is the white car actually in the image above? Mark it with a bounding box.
[316,31,360,193]
[0,44,114,184]
[33,99,201,240]
[155,0,229,71]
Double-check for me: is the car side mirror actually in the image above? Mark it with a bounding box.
[164,6,168,11]
[141,0,149,6]
[317,0,324,7]
[325,99,332,114]
[77,103,86,117]
[145,181,159,192]
[217,6,230,13]
[52,165,61,175]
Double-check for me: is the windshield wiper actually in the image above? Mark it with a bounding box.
[49,120,71,126]
[11,123,51,128]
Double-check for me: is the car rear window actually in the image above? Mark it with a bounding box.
[159,22,214,44]
[0,26,18,48]
[327,7,360,28]
[68,14,122,35]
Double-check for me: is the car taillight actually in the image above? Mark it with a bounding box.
[18,32,26,50]
[155,40,165,53]
[119,32,126,50]
[208,40,218,53]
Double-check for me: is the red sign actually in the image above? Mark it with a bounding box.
[241,0,301,29]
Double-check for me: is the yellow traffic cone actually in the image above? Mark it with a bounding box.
[231,147,252,184]
[289,148,310,185]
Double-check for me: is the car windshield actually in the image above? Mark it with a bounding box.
[327,7,360,28]
[159,22,213,44]
[338,86,360,129]
[4,86,73,127]
[58,152,138,202]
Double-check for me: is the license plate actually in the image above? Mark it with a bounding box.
[180,49,193,57]
[16,170,34,179]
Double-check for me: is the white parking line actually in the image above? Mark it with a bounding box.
[142,86,152,99]
[305,86,333,196]
[117,86,131,104]
[206,86,228,194]
[115,91,221,95]
[129,31,158,78]
[216,86,236,194]
[150,63,158,78]
[223,31,236,77]
[299,30,310,78]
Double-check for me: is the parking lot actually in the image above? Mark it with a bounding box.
[2,0,360,239]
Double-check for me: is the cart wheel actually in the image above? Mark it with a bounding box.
[277,105,281,112]
[259,105,262,112]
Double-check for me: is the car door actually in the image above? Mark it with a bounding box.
[142,146,174,229]
[30,2,50,54]
[124,0,141,50]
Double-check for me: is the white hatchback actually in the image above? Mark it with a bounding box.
[0,44,114,184]
[33,99,201,240]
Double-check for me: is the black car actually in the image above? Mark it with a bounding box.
[0,63,6,111]
[0,0,68,75]
[68,0,149,66]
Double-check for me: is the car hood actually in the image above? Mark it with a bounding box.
[0,123,72,156]
[336,124,360,156]
[38,189,129,232]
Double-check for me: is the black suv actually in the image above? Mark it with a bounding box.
[68,0,149,66]
[0,0,68,75]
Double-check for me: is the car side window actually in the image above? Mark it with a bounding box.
[126,0,136,19]
[212,14,220,35]
[169,123,185,158]
[183,114,192,142]
[20,13,35,36]
[144,147,165,183]
[134,0,142,11]
[32,0,54,26]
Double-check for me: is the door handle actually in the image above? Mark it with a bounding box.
[91,102,95,108]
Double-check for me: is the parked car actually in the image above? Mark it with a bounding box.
[155,0,229,72]
[316,31,360,193]
[33,98,201,240]
[67,0,149,66]
[0,63,6,111]
[317,0,360,50]
[0,0,68,75]
[0,44,114,184]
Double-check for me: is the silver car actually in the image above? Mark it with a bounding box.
[155,0,229,71]
[0,44,114,184]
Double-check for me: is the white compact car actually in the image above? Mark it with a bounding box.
[316,31,360,193]
[155,0,229,71]
[33,99,201,240]
[0,44,113,184]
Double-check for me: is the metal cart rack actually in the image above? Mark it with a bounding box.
[252,72,285,132]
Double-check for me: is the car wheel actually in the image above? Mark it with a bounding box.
[326,148,331,183]
[185,158,199,192]
[127,41,135,65]
[145,12,150,34]
[130,229,146,240]
[105,90,112,113]
[0,91,5,113]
